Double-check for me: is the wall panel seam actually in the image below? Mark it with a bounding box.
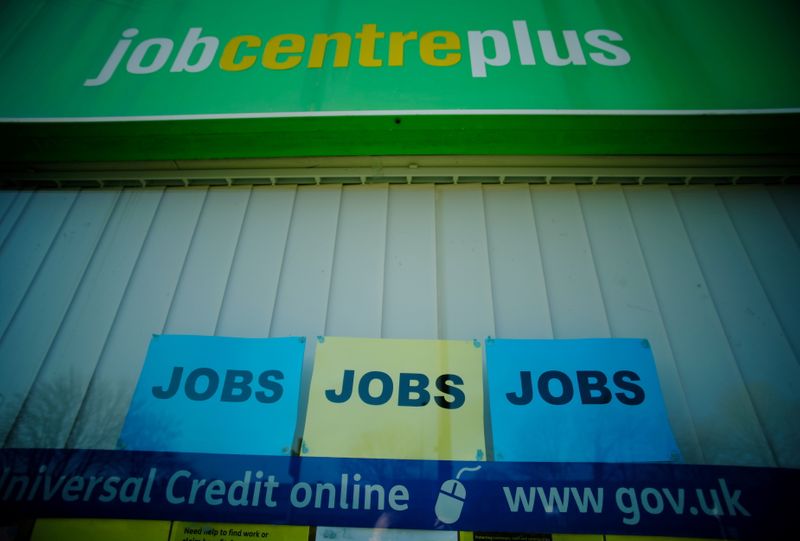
[479,186,498,338]
[1,189,123,448]
[767,188,800,248]
[434,187,445,339]
[0,190,80,344]
[576,188,613,337]
[671,187,779,466]
[379,186,392,339]
[162,188,211,333]
[528,187,556,339]
[63,188,167,449]
[267,187,299,338]
[717,189,800,367]
[322,186,345,337]
[0,190,35,254]
[621,187,706,464]
[213,187,255,337]
[0,191,20,225]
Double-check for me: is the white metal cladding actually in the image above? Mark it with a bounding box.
[0,184,798,469]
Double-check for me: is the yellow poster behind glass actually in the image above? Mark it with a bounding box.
[31,518,171,541]
[170,522,308,541]
[606,537,722,541]
[460,535,602,541]
[302,337,486,461]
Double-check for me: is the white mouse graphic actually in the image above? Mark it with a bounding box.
[434,465,482,524]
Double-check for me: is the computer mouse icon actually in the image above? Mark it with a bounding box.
[434,465,481,525]
[435,478,466,524]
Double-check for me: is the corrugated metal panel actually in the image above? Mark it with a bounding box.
[0,184,798,469]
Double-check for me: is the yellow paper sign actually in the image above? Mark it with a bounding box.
[460,534,602,541]
[302,337,486,461]
[458,532,604,541]
[31,518,171,541]
[606,537,722,541]
[170,522,308,541]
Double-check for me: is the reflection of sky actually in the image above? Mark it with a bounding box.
[315,526,454,541]
[118,335,304,456]
[2,371,133,450]
[487,338,681,463]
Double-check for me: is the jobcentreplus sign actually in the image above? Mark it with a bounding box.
[84,21,630,86]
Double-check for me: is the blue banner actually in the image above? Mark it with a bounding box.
[0,449,795,539]
[486,338,681,462]
[119,335,305,455]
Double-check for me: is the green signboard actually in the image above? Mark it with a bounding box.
[0,0,798,160]
[1,0,799,121]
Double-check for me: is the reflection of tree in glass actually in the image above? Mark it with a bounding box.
[70,375,184,452]
[0,390,25,447]
[114,394,184,452]
[67,374,142,451]
[1,372,125,450]
[693,384,799,468]
[0,373,184,515]
[2,372,178,453]
[3,372,88,449]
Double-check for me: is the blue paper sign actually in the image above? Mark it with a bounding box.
[119,335,305,455]
[486,338,680,462]
[1,448,795,540]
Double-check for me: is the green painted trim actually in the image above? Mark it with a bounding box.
[1,114,798,162]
